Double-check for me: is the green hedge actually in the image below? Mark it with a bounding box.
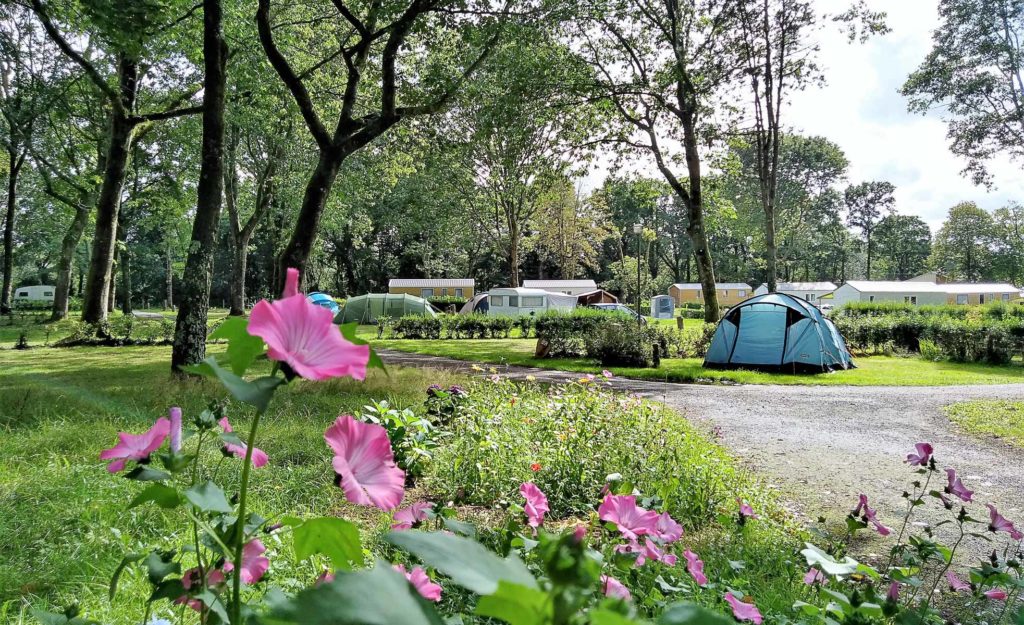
[389,314,519,340]
[427,295,468,309]
[836,300,1024,320]
[534,309,624,357]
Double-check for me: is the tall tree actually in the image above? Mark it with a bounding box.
[874,214,932,280]
[931,201,997,280]
[171,0,228,370]
[534,179,611,279]
[844,180,895,279]
[578,0,748,321]
[30,0,202,325]
[992,202,1024,284]
[256,0,508,287]
[902,0,1024,185]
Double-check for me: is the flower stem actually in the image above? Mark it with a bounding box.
[919,522,964,610]
[230,408,264,624]
[887,472,932,570]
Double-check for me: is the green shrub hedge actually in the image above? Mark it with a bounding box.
[390,314,517,340]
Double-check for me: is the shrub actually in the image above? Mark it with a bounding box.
[427,295,468,309]
[584,322,657,367]
[534,309,622,357]
[392,314,443,339]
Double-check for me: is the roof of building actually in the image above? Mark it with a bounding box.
[388,278,474,288]
[522,280,597,288]
[841,280,1019,294]
[672,282,752,290]
[758,282,837,292]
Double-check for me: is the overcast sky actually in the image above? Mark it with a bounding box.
[788,0,1024,231]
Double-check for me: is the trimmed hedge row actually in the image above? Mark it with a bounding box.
[389,314,522,339]
[836,300,1024,320]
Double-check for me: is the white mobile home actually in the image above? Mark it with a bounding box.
[487,288,578,317]
[13,285,56,305]
[522,280,597,295]
[752,281,837,302]
[830,281,949,307]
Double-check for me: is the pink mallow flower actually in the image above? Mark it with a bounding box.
[325,415,405,511]
[602,370,614,379]
[945,469,974,502]
[906,442,934,467]
[655,512,683,543]
[984,589,1008,600]
[520,482,549,528]
[887,581,900,602]
[986,504,1024,540]
[601,575,631,600]
[684,550,708,586]
[177,567,227,612]
[737,499,758,519]
[247,267,369,381]
[598,495,659,540]
[853,494,891,536]
[169,407,182,453]
[803,568,826,585]
[946,571,971,592]
[99,417,171,473]
[219,417,268,468]
[395,564,442,602]
[724,593,763,624]
[617,539,677,567]
[392,501,434,530]
[223,539,269,584]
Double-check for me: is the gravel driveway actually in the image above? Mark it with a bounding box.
[381,349,1024,551]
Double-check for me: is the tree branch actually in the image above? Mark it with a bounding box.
[129,105,203,123]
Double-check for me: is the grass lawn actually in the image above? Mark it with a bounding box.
[369,334,1024,386]
[945,400,1024,448]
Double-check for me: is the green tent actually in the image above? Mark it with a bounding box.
[335,293,439,324]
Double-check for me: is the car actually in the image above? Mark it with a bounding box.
[589,303,647,323]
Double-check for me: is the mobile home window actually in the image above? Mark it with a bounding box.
[441,288,448,296]
[957,294,968,305]
[491,295,504,306]
[869,295,875,302]
[737,290,746,297]
[43,291,53,297]
[980,294,986,304]
[508,296,519,307]
[17,291,27,297]
[904,296,917,305]
[421,288,434,298]
[455,288,463,297]
[1003,293,1010,301]
[722,290,729,297]
[522,296,544,307]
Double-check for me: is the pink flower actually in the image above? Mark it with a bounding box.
[392,501,434,530]
[887,581,900,602]
[737,499,758,519]
[986,504,1023,539]
[724,593,763,624]
[219,417,269,468]
[946,571,971,592]
[177,567,227,611]
[520,482,549,528]
[324,416,405,510]
[602,370,614,379]
[316,571,335,585]
[684,550,708,586]
[601,575,631,600]
[945,469,974,502]
[169,407,182,453]
[906,442,934,466]
[223,539,269,584]
[598,495,659,540]
[247,267,369,381]
[984,589,1008,600]
[99,417,171,473]
[803,568,826,585]
[617,538,677,567]
[654,512,683,543]
[394,564,442,602]
[572,525,587,542]
[852,494,891,536]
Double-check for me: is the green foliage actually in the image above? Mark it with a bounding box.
[534,309,624,357]
[360,399,441,479]
[584,322,657,367]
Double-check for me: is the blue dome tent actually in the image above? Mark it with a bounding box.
[703,293,854,373]
[307,292,341,315]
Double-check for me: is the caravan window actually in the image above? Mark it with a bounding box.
[1003,293,1010,301]
[522,296,543,307]
[904,296,917,305]
[17,291,28,297]
[508,296,519,307]
[957,294,968,305]
[43,291,53,297]
[491,295,505,306]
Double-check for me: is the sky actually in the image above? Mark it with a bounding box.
[787,0,1024,231]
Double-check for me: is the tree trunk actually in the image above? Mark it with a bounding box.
[121,245,132,314]
[679,114,719,322]
[865,233,872,280]
[277,150,342,287]
[51,205,91,320]
[172,0,227,371]
[1,149,24,314]
[508,221,520,287]
[765,208,778,293]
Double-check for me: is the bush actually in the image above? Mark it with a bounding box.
[584,322,657,367]
[427,295,468,309]
[534,309,622,357]
[391,314,443,339]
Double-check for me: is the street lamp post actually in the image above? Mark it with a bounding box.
[633,223,642,327]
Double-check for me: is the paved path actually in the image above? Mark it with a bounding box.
[381,349,1024,553]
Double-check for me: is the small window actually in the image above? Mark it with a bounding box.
[807,294,815,301]
[441,288,448,296]
[421,288,434,298]
[522,296,544,307]
[17,291,28,297]
[455,288,463,297]
[904,296,917,305]
[869,295,875,302]
[508,296,519,307]
[957,294,968,305]
[737,290,746,298]
[43,291,53,297]
[722,290,729,297]
[1003,293,1010,301]
[980,294,986,304]
[491,295,504,306]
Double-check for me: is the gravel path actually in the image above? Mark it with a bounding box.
[381,349,1024,552]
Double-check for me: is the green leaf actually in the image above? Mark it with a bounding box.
[109,553,144,600]
[184,481,233,514]
[265,559,446,625]
[387,531,537,595]
[340,322,387,373]
[658,603,735,625]
[293,517,363,571]
[123,465,171,482]
[475,581,551,625]
[793,601,821,616]
[442,517,478,538]
[196,356,284,412]
[591,610,647,625]
[142,551,180,585]
[194,589,230,622]
[209,316,266,375]
[128,484,182,510]
[801,543,859,576]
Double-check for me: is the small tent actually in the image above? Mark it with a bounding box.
[703,293,854,373]
[458,293,490,315]
[335,293,438,324]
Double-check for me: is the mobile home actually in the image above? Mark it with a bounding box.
[388,278,474,299]
[669,283,752,308]
[522,280,598,295]
[752,281,837,303]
